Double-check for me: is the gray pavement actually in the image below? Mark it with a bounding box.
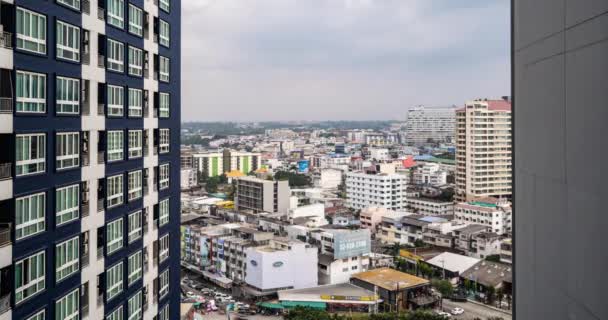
[441,299,512,320]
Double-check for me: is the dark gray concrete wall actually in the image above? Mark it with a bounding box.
[514,1,608,320]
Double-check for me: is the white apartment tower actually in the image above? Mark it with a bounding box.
[404,106,456,146]
[345,172,409,211]
[455,99,512,201]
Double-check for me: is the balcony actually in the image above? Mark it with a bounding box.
[96,293,104,306]
[97,103,105,116]
[0,223,11,248]
[0,98,12,114]
[97,151,105,164]
[81,304,89,318]
[81,202,90,217]
[0,163,10,181]
[97,246,103,260]
[97,198,104,213]
[97,7,105,21]
[82,101,90,116]
[82,0,91,14]
[97,55,105,68]
[82,154,90,167]
[82,52,90,65]
[81,251,90,268]
[0,32,11,49]
[0,293,10,315]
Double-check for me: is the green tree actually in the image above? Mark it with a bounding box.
[485,254,501,263]
[486,286,496,304]
[463,278,472,293]
[206,176,220,193]
[431,279,454,297]
[496,287,505,307]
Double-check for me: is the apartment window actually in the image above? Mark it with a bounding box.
[58,0,80,10]
[107,0,125,28]
[159,20,170,47]
[107,174,124,208]
[128,210,142,243]
[128,130,143,159]
[159,129,170,154]
[56,132,80,170]
[16,7,47,54]
[128,4,143,36]
[127,291,142,320]
[56,184,79,226]
[159,0,170,12]
[56,21,80,62]
[159,234,169,263]
[106,262,123,300]
[107,39,125,72]
[128,46,143,77]
[128,251,143,286]
[159,305,169,320]
[128,88,142,117]
[107,85,124,116]
[159,56,170,82]
[106,218,124,254]
[56,76,80,114]
[158,198,169,227]
[26,310,45,320]
[159,93,170,118]
[15,251,46,304]
[128,171,143,201]
[56,288,79,320]
[107,130,124,162]
[159,164,170,190]
[106,306,123,320]
[16,133,46,176]
[55,236,79,282]
[16,70,46,113]
[159,269,169,298]
[15,192,46,240]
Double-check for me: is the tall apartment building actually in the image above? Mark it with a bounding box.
[193,149,261,178]
[345,171,409,211]
[404,106,456,146]
[455,99,512,201]
[0,0,180,319]
[234,177,290,213]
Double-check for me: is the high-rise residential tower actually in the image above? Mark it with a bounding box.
[0,0,180,319]
[455,99,512,202]
[404,106,456,146]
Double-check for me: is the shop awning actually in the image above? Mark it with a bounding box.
[256,302,284,310]
[281,301,327,309]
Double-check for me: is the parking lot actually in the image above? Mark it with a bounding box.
[439,299,512,320]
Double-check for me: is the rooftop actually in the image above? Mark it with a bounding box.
[426,252,480,274]
[351,267,429,291]
[460,260,512,288]
[278,283,379,305]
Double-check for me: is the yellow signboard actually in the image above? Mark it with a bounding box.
[320,295,378,301]
[399,249,423,261]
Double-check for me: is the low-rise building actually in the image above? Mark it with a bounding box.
[412,163,448,186]
[345,171,409,211]
[426,252,481,279]
[360,207,394,231]
[379,214,450,246]
[453,224,492,254]
[405,196,454,216]
[313,168,343,189]
[181,168,198,189]
[454,197,512,235]
[500,238,512,264]
[235,176,290,213]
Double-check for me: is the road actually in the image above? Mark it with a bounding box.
[441,299,512,320]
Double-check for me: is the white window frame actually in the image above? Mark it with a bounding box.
[128,46,143,77]
[159,19,170,47]
[159,129,169,154]
[128,88,142,117]
[159,92,170,118]
[56,132,80,170]
[128,130,143,159]
[159,164,169,190]
[25,309,45,320]
[107,174,124,208]
[128,251,143,286]
[16,133,46,177]
[128,171,143,201]
[106,218,124,255]
[55,236,80,282]
[16,70,46,113]
[159,234,169,263]
[159,305,169,320]
[106,262,123,301]
[107,39,125,72]
[107,85,124,116]
[56,76,80,114]
[58,0,81,10]
[159,269,169,298]
[159,0,170,13]
[107,130,124,162]
[128,4,143,36]
[127,210,142,243]
[158,198,169,227]
[56,184,80,226]
[128,291,143,320]
[159,56,170,82]
[14,250,46,304]
[56,20,80,62]
[107,0,125,29]
[15,192,46,241]
[106,306,123,320]
[16,7,47,54]
[56,288,79,320]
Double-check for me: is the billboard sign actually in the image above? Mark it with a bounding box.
[297,160,310,173]
[333,230,371,259]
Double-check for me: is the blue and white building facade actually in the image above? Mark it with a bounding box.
[0,0,180,319]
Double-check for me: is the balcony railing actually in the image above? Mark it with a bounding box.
[143,68,149,79]
[97,246,104,260]
[82,304,89,318]
[82,52,90,65]
[0,223,12,248]
[97,198,104,212]
[0,163,11,180]
[82,0,91,14]
[97,103,105,116]
[0,293,10,315]
[81,203,90,217]
[81,252,90,268]
[82,101,90,115]
[0,31,12,49]
[97,293,104,306]
[0,98,12,114]
[97,7,105,21]
[82,154,90,167]
[97,151,105,164]
[98,55,105,68]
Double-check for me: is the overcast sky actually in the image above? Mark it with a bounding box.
[182,0,510,122]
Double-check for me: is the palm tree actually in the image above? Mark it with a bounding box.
[497,288,504,307]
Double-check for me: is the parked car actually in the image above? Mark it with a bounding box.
[436,311,451,318]
[451,307,464,315]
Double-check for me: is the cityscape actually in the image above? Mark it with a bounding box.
[0,1,604,320]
